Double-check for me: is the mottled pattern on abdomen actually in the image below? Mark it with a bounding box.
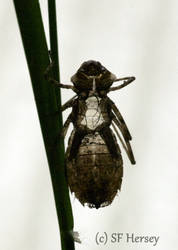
[66,131,123,208]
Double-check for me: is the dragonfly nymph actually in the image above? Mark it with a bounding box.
[45,60,136,208]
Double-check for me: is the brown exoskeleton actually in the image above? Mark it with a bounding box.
[45,60,136,209]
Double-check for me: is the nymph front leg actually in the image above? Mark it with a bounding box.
[109,76,135,92]
[44,61,76,90]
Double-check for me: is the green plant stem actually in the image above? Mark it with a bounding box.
[48,0,60,79]
[13,1,74,249]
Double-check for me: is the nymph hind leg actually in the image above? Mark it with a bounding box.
[111,110,136,164]
[50,113,73,152]
[68,125,92,161]
[52,96,76,139]
[107,99,136,164]
[108,98,132,140]
[111,121,136,164]
[61,113,73,138]
[98,126,121,159]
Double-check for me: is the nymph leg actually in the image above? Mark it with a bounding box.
[107,98,136,164]
[61,95,77,112]
[61,113,73,139]
[108,97,132,140]
[111,122,136,164]
[44,61,75,90]
[99,126,121,158]
[68,126,89,161]
[109,76,135,92]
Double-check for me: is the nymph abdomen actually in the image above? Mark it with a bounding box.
[66,131,123,208]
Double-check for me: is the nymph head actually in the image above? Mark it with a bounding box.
[71,60,116,92]
[77,60,106,77]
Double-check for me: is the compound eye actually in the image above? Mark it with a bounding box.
[96,61,101,66]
